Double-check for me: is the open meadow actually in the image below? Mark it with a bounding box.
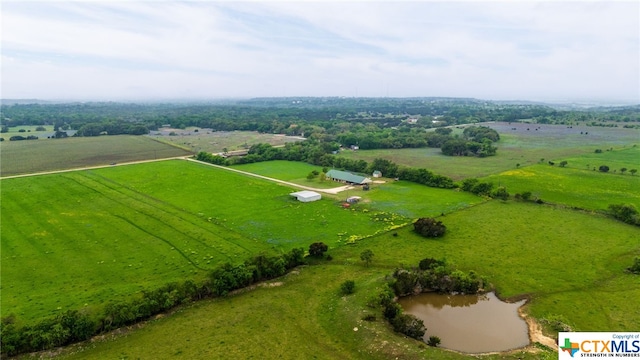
[147,129,305,154]
[337,123,639,180]
[0,135,192,177]
[1,160,407,323]
[50,201,639,360]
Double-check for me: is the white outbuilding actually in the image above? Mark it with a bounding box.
[290,190,321,202]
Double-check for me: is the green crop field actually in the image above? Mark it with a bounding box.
[1,160,407,323]
[337,123,639,180]
[52,201,639,360]
[0,135,192,177]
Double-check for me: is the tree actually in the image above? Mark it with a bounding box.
[599,165,610,173]
[306,171,316,180]
[308,242,328,257]
[631,169,638,176]
[491,186,509,201]
[340,280,355,295]
[360,249,374,267]
[413,218,446,238]
[559,161,568,167]
[319,172,326,182]
[620,168,627,175]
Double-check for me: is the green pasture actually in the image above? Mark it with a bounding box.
[484,162,640,211]
[0,135,192,177]
[0,160,402,323]
[230,160,484,217]
[53,200,638,359]
[337,124,639,180]
[350,180,483,218]
[231,160,339,189]
[1,125,54,134]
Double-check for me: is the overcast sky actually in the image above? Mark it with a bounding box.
[2,1,639,103]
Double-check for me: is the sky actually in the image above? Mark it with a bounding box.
[1,1,639,103]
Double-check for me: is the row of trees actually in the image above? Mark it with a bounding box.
[196,143,456,189]
[0,247,307,357]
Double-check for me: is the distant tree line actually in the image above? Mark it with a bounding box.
[0,247,306,357]
[2,99,637,140]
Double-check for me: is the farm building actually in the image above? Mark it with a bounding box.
[290,190,321,202]
[372,170,382,178]
[326,169,372,185]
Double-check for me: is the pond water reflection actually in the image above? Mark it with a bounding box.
[398,292,529,353]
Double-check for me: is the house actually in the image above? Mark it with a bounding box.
[290,190,321,202]
[372,170,382,178]
[326,169,372,185]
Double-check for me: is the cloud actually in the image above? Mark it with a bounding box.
[1,1,638,102]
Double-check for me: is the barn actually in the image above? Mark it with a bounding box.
[290,190,321,202]
[326,169,372,185]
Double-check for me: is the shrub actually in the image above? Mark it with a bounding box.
[608,204,640,225]
[391,314,426,340]
[599,165,610,172]
[413,217,446,238]
[308,242,328,257]
[628,258,640,274]
[340,280,355,295]
[427,335,441,347]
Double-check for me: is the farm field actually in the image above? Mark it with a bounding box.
[52,201,639,360]
[0,160,407,323]
[147,129,305,154]
[0,135,192,177]
[484,164,640,211]
[231,160,341,189]
[337,123,639,180]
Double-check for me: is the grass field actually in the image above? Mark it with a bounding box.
[337,123,639,180]
[0,160,406,323]
[483,147,640,211]
[147,129,305,154]
[0,135,192,177]
[231,160,341,189]
[52,201,639,359]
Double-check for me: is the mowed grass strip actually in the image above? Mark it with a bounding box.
[54,200,636,360]
[1,160,397,323]
[0,135,192,176]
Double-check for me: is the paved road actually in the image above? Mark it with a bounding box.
[1,156,356,195]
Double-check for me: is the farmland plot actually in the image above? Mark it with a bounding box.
[1,160,402,322]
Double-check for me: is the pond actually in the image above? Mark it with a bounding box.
[398,292,529,353]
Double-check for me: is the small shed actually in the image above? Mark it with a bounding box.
[372,170,382,178]
[290,190,321,202]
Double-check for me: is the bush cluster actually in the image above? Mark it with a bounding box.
[391,258,485,296]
